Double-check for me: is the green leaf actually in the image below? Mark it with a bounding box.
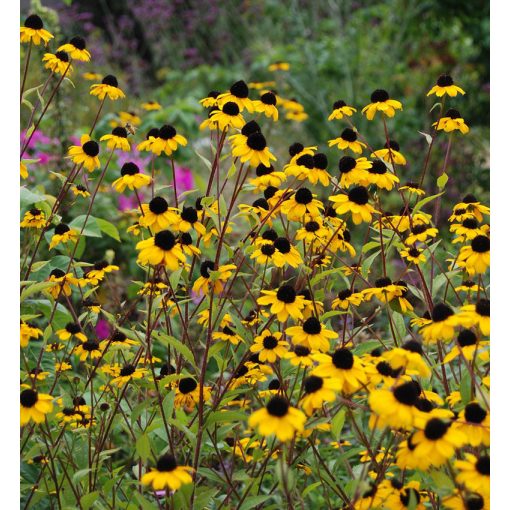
[72,468,92,484]
[154,332,196,368]
[392,311,406,341]
[95,218,121,242]
[413,192,444,213]
[135,434,151,462]
[20,281,56,301]
[205,410,247,427]
[331,408,346,439]
[81,492,100,510]
[69,215,102,238]
[460,372,472,404]
[20,187,47,207]
[195,150,212,170]
[437,172,449,189]
[239,495,272,510]
[133,492,156,510]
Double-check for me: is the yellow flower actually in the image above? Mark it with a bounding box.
[250,330,289,363]
[141,101,162,110]
[67,134,100,172]
[328,128,367,154]
[73,340,103,361]
[300,375,342,416]
[57,37,91,61]
[56,322,87,342]
[286,317,337,352]
[452,402,490,447]
[90,75,125,101]
[20,15,54,45]
[400,246,427,265]
[21,208,46,228]
[217,80,254,112]
[281,188,324,221]
[42,51,73,75]
[360,159,400,190]
[399,181,425,196]
[207,102,246,131]
[231,132,276,167]
[199,90,220,108]
[252,92,279,121]
[362,89,403,120]
[327,100,357,120]
[139,196,180,233]
[71,184,90,198]
[419,303,458,343]
[427,74,466,97]
[20,389,53,425]
[249,396,306,442]
[49,224,79,250]
[82,72,103,81]
[433,109,469,134]
[456,235,490,275]
[100,127,131,151]
[20,322,43,348]
[382,340,431,378]
[109,364,146,387]
[192,261,236,296]
[141,455,194,492]
[150,125,188,156]
[136,231,186,269]
[173,378,211,411]
[329,186,377,225]
[331,288,364,310]
[257,285,306,322]
[268,61,290,71]
[371,140,407,165]
[46,269,79,299]
[455,454,490,499]
[112,162,152,192]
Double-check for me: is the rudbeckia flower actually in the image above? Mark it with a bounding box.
[103,330,139,350]
[82,72,103,81]
[217,80,254,112]
[173,377,211,411]
[399,181,425,196]
[57,36,91,61]
[433,109,469,134]
[286,317,337,352]
[250,330,289,363]
[455,454,490,499]
[268,61,290,71]
[249,163,287,191]
[329,186,377,225]
[109,364,146,387]
[20,14,54,45]
[136,230,186,269]
[405,223,439,245]
[456,235,490,275]
[443,328,488,364]
[295,219,329,248]
[452,402,490,447]
[199,90,220,108]
[284,154,315,181]
[139,196,179,233]
[400,246,427,265]
[419,303,458,343]
[371,140,407,165]
[450,194,490,223]
[100,127,130,151]
[331,288,364,310]
[337,156,372,188]
[136,127,160,153]
[208,101,246,131]
[71,184,90,198]
[141,100,162,111]
[229,119,260,149]
[81,261,119,286]
[264,237,302,268]
[56,322,87,342]
[450,218,488,243]
[300,375,342,416]
[363,277,407,304]
[328,128,367,154]
[362,89,403,120]
[141,454,194,492]
[312,348,367,393]
[212,325,243,345]
[42,51,72,75]
[427,74,466,97]
[20,161,28,179]
[20,208,46,228]
[383,340,431,378]
[49,223,78,250]
[369,380,422,429]
[73,339,103,361]
[288,142,317,164]
[360,159,400,190]
[169,206,205,235]
[90,75,125,101]
[281,188,324,221]
[67,134,100,172]
[253,92,279,121]
[20,322,43,348]
[455,299,490,336]
[442,492,488,510]
[46,269,79,298]
[238,197,277,226]
[192,261,236,296]
[248,396,306,442]
[257,285,306,322]
[150,125,188,156]
[284,345,315,367]
[20,389,53,425]
[112,162,152,192]
[327,99,357,120]
[232,132,276,167]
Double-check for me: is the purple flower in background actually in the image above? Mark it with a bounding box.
[20,129,57,150]
[95,318,111,340]
[117,152,151,173]
[118,194,138,211]
[174,165,195,196]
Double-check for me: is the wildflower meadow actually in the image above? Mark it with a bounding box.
[19,2,490,509]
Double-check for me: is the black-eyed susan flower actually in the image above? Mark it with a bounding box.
[331,288,364,310]
[82,298,101,313]
[20,389,53,425]
[281,188,324,221]
[229,119,261,149]
[46,269,79,298]
[270,237,302,268]
[250,330,288,363]
[433,108,469,134]
[336,156,372,188]
[288,142,317,164]
[361,159,400,190]
[329,186,377,225]
[362,89,403,120]
[67,135,100,172]
[138,196,179,232]
[20,322,42,348]
[450,218,488,243]
[178,232,201,257]
[112,162,152,192]
[20,208,46,228]
[405,223,439,245]
[427,74,466,97]
[49,223,78,250]
[103,330,139,350]
[141,454,194,492]
[283,153,315,182]
[20,14,54,45]
[455,454,490,499]
[192,261,236,296]
[327,99,356,120]
[400,246,427,265]
[419,303,458,343]
[371,140,407,165]
[217,80,254,112]
[399,181,425,196]
[442,492,488,510]
[136,230,186,269]
[71,184,90,198]
[174,377,211,411]
[456,235,490,275]
[109,364,146,387]
[286,317,337,352]
[90,74,125,101]
[248,396,306,442]
[455,299,490,336]
[212,325,243,346]
[56,322,87,342]
[136,127,160,153]
[169,206,206,236]
[253,92,279,121]
[100,127,130,151]
[451,194,490,223]
[300,375,342,416]
[383,482,428,510]
[369,380,422,429]
[73,339,103,361]
[208,101,246,131]
[232,132,276,167]
[282,98,308,121]
[141,100,162,111]
[295,219,329,248]
[150,125,188,156]
[328,128,367,154]
[383,340,431,378]
[238,197,277,226]
[363,277,407,304]
[42,51,72,75]
[452,402,490,447]
[268,61,290,71]
[284,345,315,367]
[57,36,91,61]
[82,71,102,81]
[257,285,306,322]
[199,90,220,108]
[312,348,367,393]
[249,163,287,191]
[443,328,488,364]
[82,261,119,286]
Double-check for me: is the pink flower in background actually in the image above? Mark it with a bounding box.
[69,135,82,146]
[95,319,111,340]
[174,165,195,196]
[20,129,57,150]
[117,152,151,172]
[118,194,138,211]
